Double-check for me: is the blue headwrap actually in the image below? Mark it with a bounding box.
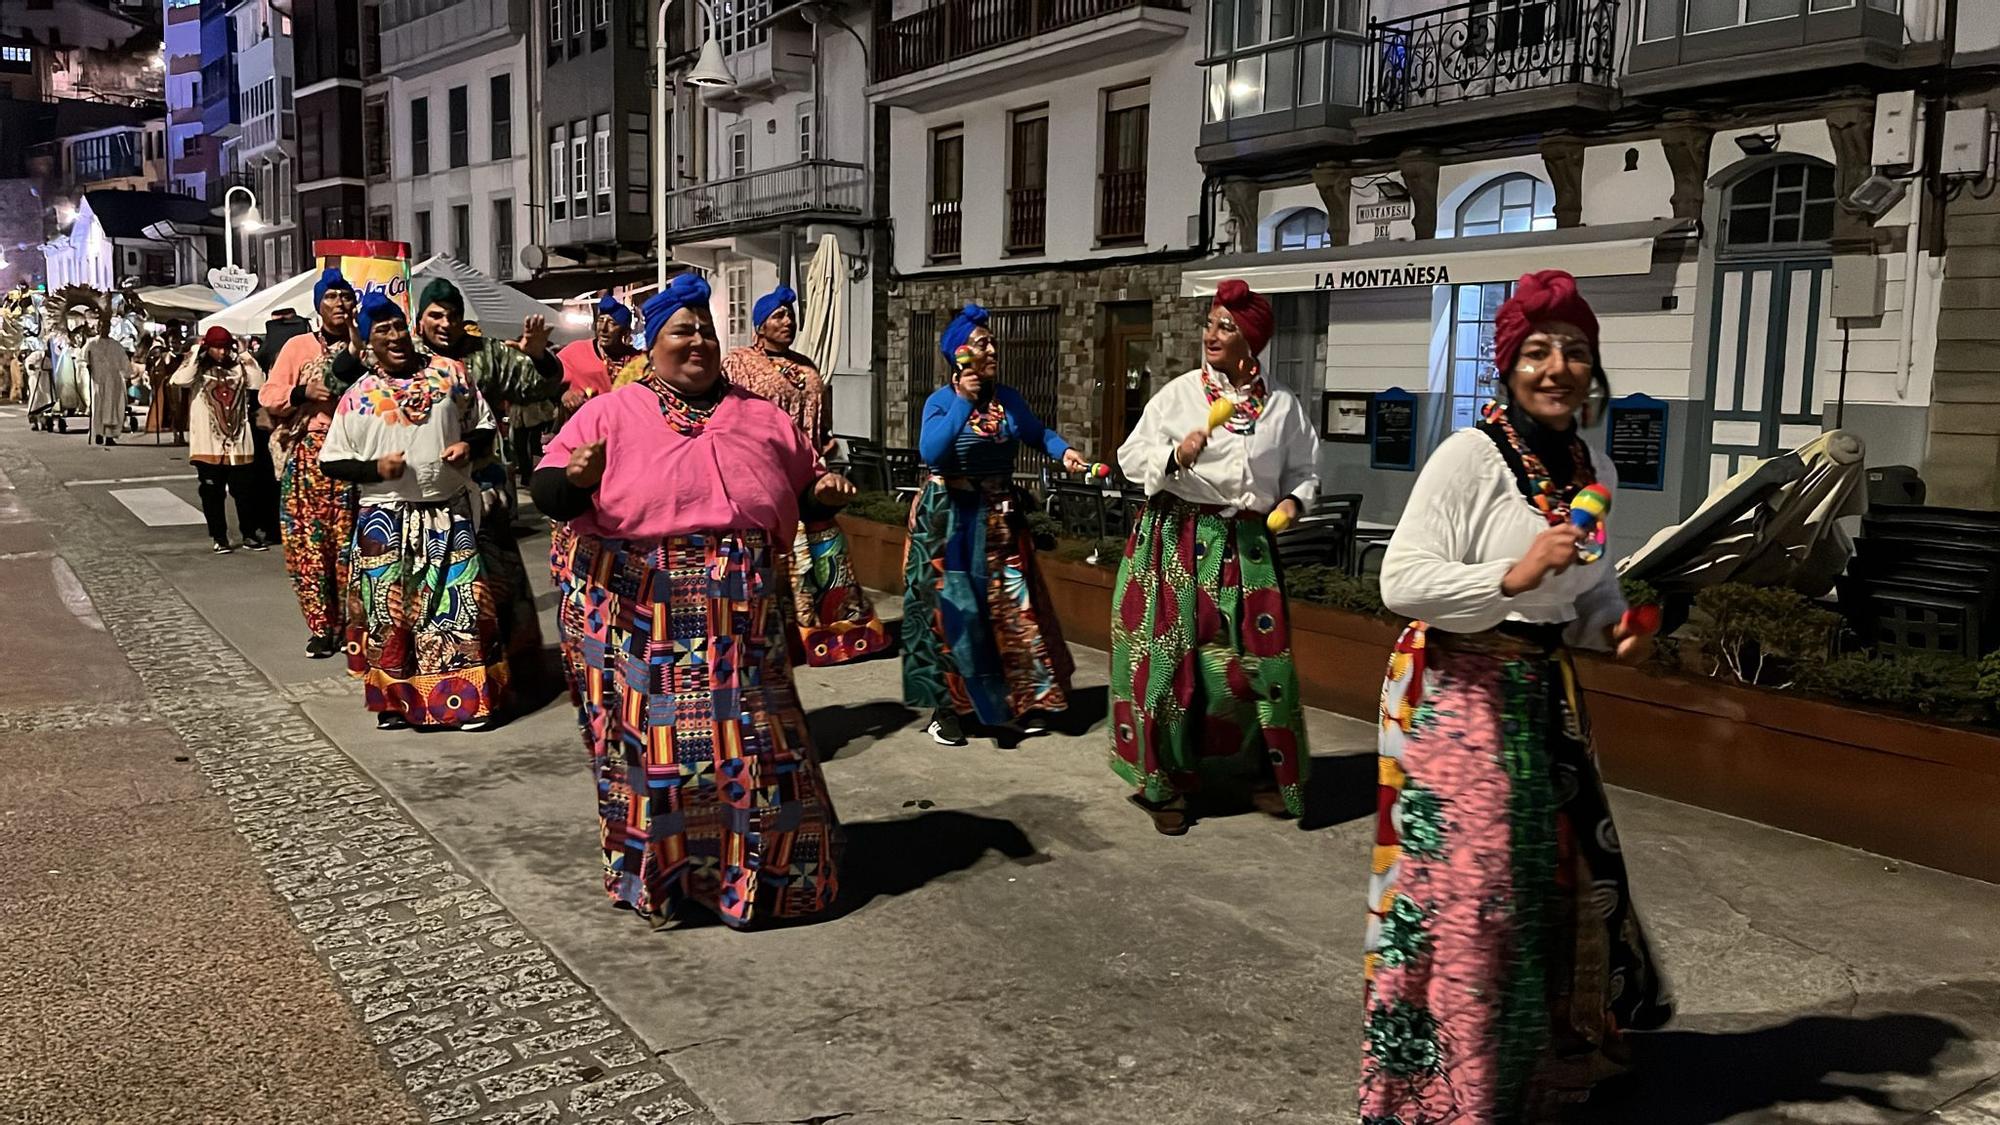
[639,273,711,348]
[751,285,796,332]
[595,293,631,329]
[356,292,405,340]
[939,302,989,364]
[312,267,355,307]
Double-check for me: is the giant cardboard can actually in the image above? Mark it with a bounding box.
[314,240,412,317]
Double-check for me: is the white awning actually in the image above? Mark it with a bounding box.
[1181,219,1695,297]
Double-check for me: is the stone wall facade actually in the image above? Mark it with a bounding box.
[1929,80,2000,509]
[883,260,1209,456]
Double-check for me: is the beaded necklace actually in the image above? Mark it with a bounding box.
[966,392,1008,440]
[763,349,809,392]
[1477,399,1595,524]
[1201,364,1268,435]
[639,360,720,436]
[370,361,454,426]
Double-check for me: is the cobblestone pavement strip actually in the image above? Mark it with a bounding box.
[0,447,717,1125]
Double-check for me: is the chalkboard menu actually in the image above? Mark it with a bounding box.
[1605,393,1668,491]
[1370,388,1418,471]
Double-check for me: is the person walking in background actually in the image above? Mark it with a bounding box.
[83,308,130,448]
[320,294,511,733]
[535,272,851,929]
[172,326,273,554]
[143,321,191,444]
[555,294,639,424]
[1107,279,1319,836]
[260,269,362,659]
[901,303,1094,748]
[1361,271,1673,1124]
[724,285,892,667]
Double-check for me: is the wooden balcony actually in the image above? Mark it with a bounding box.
[663,160,867,241]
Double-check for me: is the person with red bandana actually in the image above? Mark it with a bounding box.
[1360,270,1673,1124]
[1106,279,1320,836]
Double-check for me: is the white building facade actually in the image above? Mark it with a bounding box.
[377,0,534,285]
[162,0,207,199]
[224,0,299,285]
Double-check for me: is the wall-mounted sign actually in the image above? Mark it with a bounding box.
[206,266,257,305]
[1370,387,1418,471]
[1314,265,1453,291]
[1321,391,1370,443]
[1605,392,1669,491]
[1356,201,1414,224]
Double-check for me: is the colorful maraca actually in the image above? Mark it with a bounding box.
[1085,462,1112,479]
[1206,398,1236,432]
[953,344,977,371]
[1568,483,1612,564]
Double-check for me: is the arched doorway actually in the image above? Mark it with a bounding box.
[1444,173,1556,432]
[1702,156,1836,490]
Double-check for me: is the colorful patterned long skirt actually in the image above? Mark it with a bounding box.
[471,460,545,675]
[1361,624,1673,1125]
[791,518,891,667]
[552,527,841,928]
[550,520,583,705]
[900,476,1073,726]
[1108,495,1309,815]
[344,495,511,726]
[279,430,357,637]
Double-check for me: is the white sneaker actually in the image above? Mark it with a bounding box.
[926,717,966,746]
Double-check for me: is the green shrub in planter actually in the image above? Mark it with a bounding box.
[842,490,911,527]
[1283,565,1389,617]
[1686,583,1841,687]
[1619,576,1661,610]
[1797,652,1986,723]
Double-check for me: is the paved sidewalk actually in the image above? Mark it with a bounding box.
[5,415,2000,1125]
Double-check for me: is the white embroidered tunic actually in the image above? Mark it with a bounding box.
[1378,427,1625,649]
[1116,367,1320,515]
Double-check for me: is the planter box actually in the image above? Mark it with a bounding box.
[837,515,2000,883]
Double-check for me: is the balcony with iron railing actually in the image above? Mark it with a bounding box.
[872,0,1192,112]
[1098,169,1146,244]
[664,160,868,241]
[1005,187,1046,255]
[1359,0,1620,135]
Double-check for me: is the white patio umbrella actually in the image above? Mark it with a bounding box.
[797,233,844,373]
[201,256,587,344]
[196,266,318,335]
[136,283,227,320]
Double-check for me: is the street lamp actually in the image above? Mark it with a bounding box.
[655,0,736,292]
[223,184,263,271]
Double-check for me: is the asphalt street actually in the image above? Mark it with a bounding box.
[2,407,1998,1125]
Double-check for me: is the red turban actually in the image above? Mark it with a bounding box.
[1492,269,1599,376]
[201,326,233,349]
[1213,279,1273,357]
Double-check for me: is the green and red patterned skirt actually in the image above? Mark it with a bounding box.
[551,526,841,928]
[900,475,1072,725]
[1362,624,1673,1124]
[344,494,510,726]
[790,518,892,667]
[1107,494,1308,815]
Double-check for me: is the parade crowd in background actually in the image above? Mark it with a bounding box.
[0,265,1671,1125]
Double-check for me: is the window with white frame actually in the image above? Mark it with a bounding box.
[723,260,750,348]
[715,0,770,56]
[797,108,814,162]
[595,0,608,26]
[728,129,748,177]
[1446,174,1556,432]
[1682,0,1815,34]
[1274,207,1331,251]
[547,0,562,51]
[549,125,567,221]
[570,121,588,209]
[593,113,611,214]
[626,111,649,213]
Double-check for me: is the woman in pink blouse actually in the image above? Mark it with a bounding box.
[534,272,856,930]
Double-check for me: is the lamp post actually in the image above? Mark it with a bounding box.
[654,0,735,293]
[222,183,263,272]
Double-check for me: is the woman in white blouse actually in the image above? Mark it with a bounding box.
[1359,271,1672,1124]
[1108,279,1320,835]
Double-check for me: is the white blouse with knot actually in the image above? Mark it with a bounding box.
[1377,427,1626,650]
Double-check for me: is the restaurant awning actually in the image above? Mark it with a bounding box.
[1180,218,1697,298]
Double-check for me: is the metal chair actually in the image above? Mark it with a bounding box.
[1047,481,1111,542]
[883,447,922,491]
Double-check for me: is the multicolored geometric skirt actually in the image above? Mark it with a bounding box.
[280,430,356,637]
[790,518,891,667]
[1362,624,1673,1125]
[900,476,1073,726]
[343,494,511,726]
[1108,495,1309,815]
[550,527,841,928]
[550,520,583,704]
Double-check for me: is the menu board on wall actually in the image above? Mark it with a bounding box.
[1605,393,1669,491]
[1370,388,1418,471]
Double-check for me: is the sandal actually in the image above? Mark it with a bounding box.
[1248,782,1291,819]
[1129,794,1190,836]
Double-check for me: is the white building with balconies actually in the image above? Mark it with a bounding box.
[224,0,299,285]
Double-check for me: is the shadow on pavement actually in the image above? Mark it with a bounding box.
[1570,1007,1974,1125]
[1042,684,1109,737]
[827,809,1043,919]
[1298,752,1378,831]
[810,699,921,759]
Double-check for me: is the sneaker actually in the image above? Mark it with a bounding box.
[926,712,967,746]
[242,535,271,552]
[211,541,233,555]
[1017,712,1048,736]
[305,634,339,659]
[376,712,410,731]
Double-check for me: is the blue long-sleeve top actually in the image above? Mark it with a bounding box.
[917,383,1070,477]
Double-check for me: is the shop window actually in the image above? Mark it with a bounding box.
[1723,158,1835,249]
[1446,174,1555,432]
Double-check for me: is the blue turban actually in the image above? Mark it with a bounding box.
[312,267,355,306]
[939,302,989,364]
[595,294,631,329]
[640,273,711,348]
[356,292,405,340]
[751,285,796,332]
